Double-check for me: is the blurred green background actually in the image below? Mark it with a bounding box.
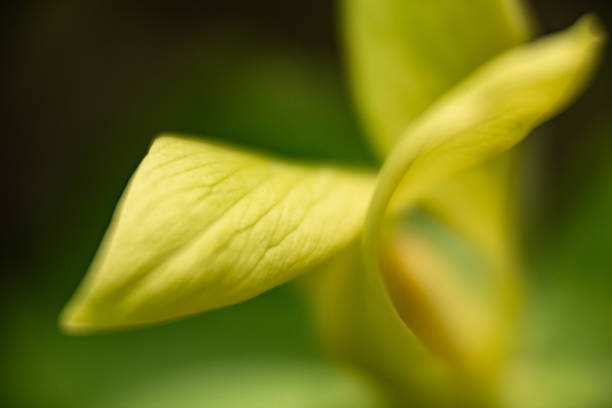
[1,1,611,407]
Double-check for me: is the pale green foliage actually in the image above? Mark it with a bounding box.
[103,360,386,408]
[366,14,604,241]
[344,0,533,155]
[343,0,531,259]
[369,14,604,218]
[362,14,603,372]
[60,136,375,332]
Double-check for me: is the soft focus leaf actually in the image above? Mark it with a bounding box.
[60,135,375,332]
[363,15,604,370]
[421,154,520,266]
[345,0,527,369]
[502,119,612,408]
[304,241,485,407]
[389,157,523,377]
[502,359,612,408]
[103,360,388,408]
[381,210,519,380]
[344,0,532,155]
[340,0,530,385]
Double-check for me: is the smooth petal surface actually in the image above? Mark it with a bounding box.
[304,241,488,407]
[60,136,375,332]
[363,15,604,364]
[344,0,532,155]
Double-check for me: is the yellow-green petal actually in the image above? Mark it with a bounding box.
[344,0,533,156]
[304,241,489,406]
[60,135,375,333]
[363,15,604,366]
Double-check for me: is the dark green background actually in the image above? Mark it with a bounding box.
[1,1,611,406]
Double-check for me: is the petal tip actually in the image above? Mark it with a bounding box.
[58,301,91,335]
[574,14,607,48]
[58,299,121,335]
[58,291,109,335]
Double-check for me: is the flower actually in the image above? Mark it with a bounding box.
[60,0,605,406]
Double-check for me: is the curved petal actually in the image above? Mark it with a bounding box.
[304,241,489,406]
[344,0,533,156]
[60,135,375,333]
[363,15,604,366]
